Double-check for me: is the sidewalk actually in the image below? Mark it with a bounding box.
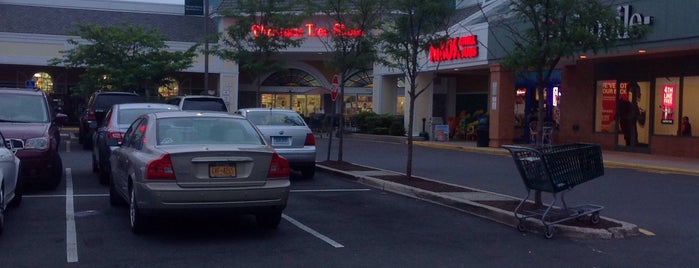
[316,134,699,239]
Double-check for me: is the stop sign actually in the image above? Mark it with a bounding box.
[331,74,339,101]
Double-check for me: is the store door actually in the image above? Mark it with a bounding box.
[615,80,650,150]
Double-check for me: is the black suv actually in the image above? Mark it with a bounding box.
[79,91,142,149]
[0,87,67,189]
[165,95,228,112]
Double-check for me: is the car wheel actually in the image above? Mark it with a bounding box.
[0,184,5,235]
[91,152,99,173]
[82,138,91,150]
[300,166,315,179]
[109,175,125,207]
[256,210,282,229]
[78,127,85,145]
[129,186,147,234]
[46,154,63,190]
[98,163,109,185]
[9,178,22,208]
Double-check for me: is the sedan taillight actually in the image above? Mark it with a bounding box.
[267,151,290,179]
[146,153,176,180]
[304,133,316,146]
[107,131,124,143]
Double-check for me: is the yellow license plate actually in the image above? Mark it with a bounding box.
[209,163,236,178]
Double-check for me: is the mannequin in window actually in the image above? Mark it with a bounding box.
[681,116,692,136]
[617,82,644,146]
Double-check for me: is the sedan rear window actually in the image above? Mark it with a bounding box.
[157,117,264,145]
[246,111,306,126]
[181,98,227,112]
[118,108,175,124]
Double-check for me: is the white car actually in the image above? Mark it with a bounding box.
[0,130,22,235]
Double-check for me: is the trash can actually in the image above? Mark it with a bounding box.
[476,114,489,147]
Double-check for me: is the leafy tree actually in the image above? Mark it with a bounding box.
[379,0,454,178]
[310,0,385,161]
[49,23,198,97]
[215,0,309,106]
[495,0,648,146]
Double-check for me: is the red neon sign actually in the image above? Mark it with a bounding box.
[251,23,364,38]
[429,35,478,62]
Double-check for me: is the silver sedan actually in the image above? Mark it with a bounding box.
[109,111,290,233]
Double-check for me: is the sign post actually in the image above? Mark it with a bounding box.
[330,74,339,101]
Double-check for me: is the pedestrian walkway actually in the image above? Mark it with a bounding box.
[317,133,699,239]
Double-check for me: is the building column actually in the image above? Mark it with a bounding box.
[405,72,433,137]
[218,59,239,111]
[373,74,396,114]
[488,63,516,147]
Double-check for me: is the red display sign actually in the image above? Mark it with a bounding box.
[251,23,364,38]
[601,80,617,132]
[661,84,675,124]
[429,35,478,62]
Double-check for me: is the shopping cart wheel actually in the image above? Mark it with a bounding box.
[517,221,526,232]
[590,212,601,224]
[544,226,554,239]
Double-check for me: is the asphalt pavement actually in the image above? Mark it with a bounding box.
[316,133,699,239]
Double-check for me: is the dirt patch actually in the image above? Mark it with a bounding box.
[318,160,378,171]
[372,175,475,193]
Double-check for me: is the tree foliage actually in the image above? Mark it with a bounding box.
[379,0,454,178]
[497,0,648,145]
[311,0,385,161]
[215,0,309,106]
[49,23,198,97]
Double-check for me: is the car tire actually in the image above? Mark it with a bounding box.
[109,176,125,207]
[46,154,63,190]
[256,210,282,229]
[300,166,315,179]
[9,178,23,208]
[82,138,92,150]
[99,163,109,185]
[78,127,85,145]
[0,184,5,235]
[129,186,147,234]
[91,152,99,173]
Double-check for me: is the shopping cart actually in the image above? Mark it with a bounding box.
[501,143,605,239]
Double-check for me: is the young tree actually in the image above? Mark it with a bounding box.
[495,0,648,146]
[379,0,454,178]
[311,0,385,162]
[49,23,198,97]
[215,0,309,106]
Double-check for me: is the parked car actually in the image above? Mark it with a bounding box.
[92,103,179,185]
[0,130,21,235]
[235,108,317,179]
[165,95,228,112]
[0,87,67,189]
[79,91,142,149]
[109,111,290,233]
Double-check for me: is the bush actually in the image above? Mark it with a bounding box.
[351,111,403,135]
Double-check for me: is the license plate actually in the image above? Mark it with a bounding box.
[271,136,291,146]
[209,162,236,178]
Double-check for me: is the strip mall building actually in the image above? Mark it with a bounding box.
[1,0,697,158]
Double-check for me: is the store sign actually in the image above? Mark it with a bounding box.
[428,35,478,62]
[661,84,675,124]
[617,4,653,39]
[251,23,363,38]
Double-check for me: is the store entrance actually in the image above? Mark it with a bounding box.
[615,80,650,150]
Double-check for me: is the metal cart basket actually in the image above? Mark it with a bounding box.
[501,143,605,238]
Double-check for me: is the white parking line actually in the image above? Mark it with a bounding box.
[65,168,79,263]
[282,214,344,248]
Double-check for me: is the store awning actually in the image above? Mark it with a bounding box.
[304,87,331,95]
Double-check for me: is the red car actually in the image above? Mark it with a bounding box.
[0,87,67,189]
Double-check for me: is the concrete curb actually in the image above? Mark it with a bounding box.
[317,163,641,239]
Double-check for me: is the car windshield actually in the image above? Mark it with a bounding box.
[0,94,49,123]
[118,108,174,124]
[246,111,306,126]
[181,98,227,111]
[156,117,264,145]
[94,94,142,110]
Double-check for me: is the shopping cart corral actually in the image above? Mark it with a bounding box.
[502,143,605,239]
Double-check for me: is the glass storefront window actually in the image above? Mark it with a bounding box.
[595,80,650,147]
[396,96,405,115]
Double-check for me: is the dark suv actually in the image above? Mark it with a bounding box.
[165,95,228,112]
[0,87,67,189]
[79,91,142,149]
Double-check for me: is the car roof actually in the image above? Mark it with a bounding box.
[237,108,298,112]
[0,87,46,96]
[112,103,179,110]
[151,110,243,119]
[93,91,139,96]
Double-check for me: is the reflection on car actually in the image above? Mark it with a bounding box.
[109,111,290,233]
[0,130,21,235]
[92,103,179,184]
[235,108,317,179]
